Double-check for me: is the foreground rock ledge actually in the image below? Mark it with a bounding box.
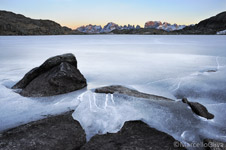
[81,120,186,150]
[12,53,87,97]
[95,85,215,120]
[0,111,86,150]
[95,85,174,101]
[0,114,187,150]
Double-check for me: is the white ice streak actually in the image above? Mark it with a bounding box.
[111,94,115,104]
[104,94,109,110]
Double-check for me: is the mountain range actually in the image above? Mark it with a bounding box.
[77,23,141,33]
[144,21,186,31]
[0,10,226,35]
[76,21,186,33]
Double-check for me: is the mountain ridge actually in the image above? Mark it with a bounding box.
[0,10,72,35]
[0,10,226,35]
[174,11,226,34]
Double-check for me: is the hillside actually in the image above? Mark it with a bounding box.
[0,10,72,35]
[175,11,226,34]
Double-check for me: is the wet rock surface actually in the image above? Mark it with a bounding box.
[182,98,214,119]
[0,111,86,150]
[81,120,186,150]
[95,85,174,101]
[12,53,87,97]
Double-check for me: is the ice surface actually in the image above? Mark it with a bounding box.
[72,91,226,145]
[72,91,200,140]
[0,35,226,148]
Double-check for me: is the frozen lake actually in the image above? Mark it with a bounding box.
[0,35,226,149]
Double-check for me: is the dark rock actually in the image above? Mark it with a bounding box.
[203,139,226,150]
[182,98,214,119]
[95,85,174,101]
[197,11,226,31]
[81,120,186,150]
[206,70,217,73]
[0,111,86,150]
[12,53,87,97]
[0,10,72,35]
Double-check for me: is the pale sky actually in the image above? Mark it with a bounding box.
[0,0,226,29]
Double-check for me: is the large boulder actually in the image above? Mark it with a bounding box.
[12,53,87,97]
[182,98,214,119]
[0,111,86,150]
[81,120,186,150]
[95,85,174,101]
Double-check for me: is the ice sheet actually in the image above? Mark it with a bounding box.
[0,35,226,149]
[72,91,226,145]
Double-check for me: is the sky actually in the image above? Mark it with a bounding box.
[0,0,226,29]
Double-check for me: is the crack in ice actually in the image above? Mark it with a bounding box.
[171,80,182,92]
[146,78,175,85]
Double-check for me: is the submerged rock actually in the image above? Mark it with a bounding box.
[0,111,86,150]
[81,120,186,150]
[95,85,174,101]
[12,53,87,97]
[182,98,214,119]
[203,139,226,150]
[206,69,217,73]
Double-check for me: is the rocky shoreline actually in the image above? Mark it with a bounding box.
[1,110,225,150]
[1,53,225,150]
[0,111,186,150]
[0,111,86,150]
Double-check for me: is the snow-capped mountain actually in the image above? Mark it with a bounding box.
[145,21,186,31]
[77,24,102,33]
[102,22,119,33]
[76,23,141,33]
[76,21,186,33]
